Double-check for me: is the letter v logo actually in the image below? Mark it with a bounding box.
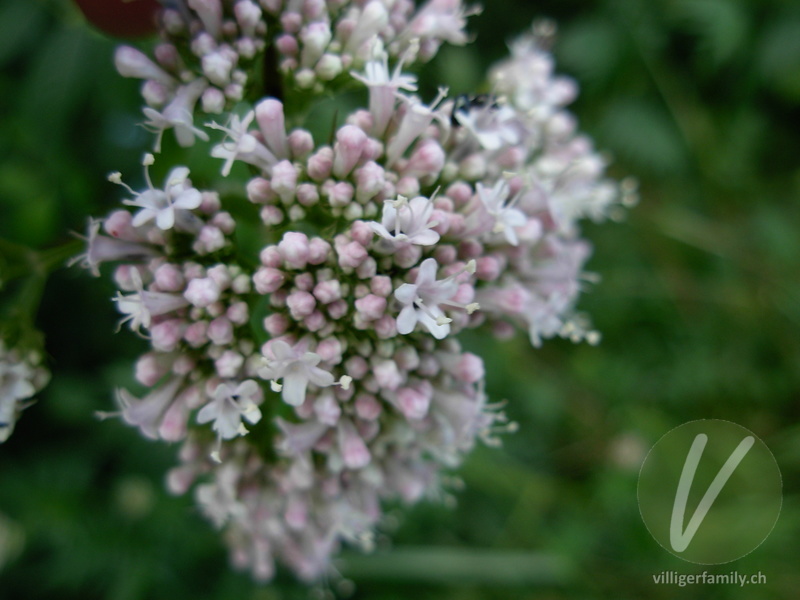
[669,433,754,552]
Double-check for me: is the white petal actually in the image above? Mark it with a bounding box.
[156,207,175,230]
[396,305,418,334]
[394,283,417,305]
[282,371,308,406]
[416,258,438,285]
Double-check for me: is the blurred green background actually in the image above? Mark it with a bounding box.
[1,0,799,598]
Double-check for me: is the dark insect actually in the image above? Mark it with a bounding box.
[450,93,499,127]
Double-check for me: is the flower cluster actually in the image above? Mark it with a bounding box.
[82,0,632,582]
[0,341,49,443]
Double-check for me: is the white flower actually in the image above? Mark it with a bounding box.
[115,376,184,440]
[258,340,335,406]
[369,195,440,246]
[197,380,263,440]
[72,219,157,276]
[394,258,461,339]
[142,79,209,152]
[207,111,278,176]
[114,269,189,333]
[123,165,203,231]
[455,103,520,151]
[352,49,418,135]
[476,180,526,246]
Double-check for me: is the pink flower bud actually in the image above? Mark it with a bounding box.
[263,313,289,336]
[159,395,189,442]
[355,161,385,203]
[280,11,302,33]
[286,290,316,319]
[294,272,314,291]
[201,87,225,114]
[136,353,172,386]
[327,181,354,207]
[288,129,314,159]
[396,176,421,198]
[327,299,348,320]
[115,46,174,85]
[260,206,284,226]
[374,360,402,391]
[270,160,298,203]
[350,220,374,246]
[313,280,341,304]
[370,275,392,297]
[275,33,299,55]
[300,21,332,66]
[404,140,445,179]
[154,263,185,292]
[211,211,236,234]
[345,356,368,380]
[234,0,262,37]
[215,350,244,378]
[195,225,226,254]
[374,314,397,339]
[206,264,232,290]
[207,316,234,345]
[296,183,319,207]
[307,238,331,264]
[332,125,367,177]
[142,81,169,107]
[433,244,457,266]
[397,385,431,420]
[247,177,276,204]
[446,181,474,207]
[476,256,501,281]
[278,231,310,269]
[306,147,333,181]
[356,257,376,279]
[354,294,386,321]
[455,352,484,383]
[151,319,185,352]
[393,243,422,269]
[304,310,326,331]
[199,191,221,213]
[184,321,208,347]
[362,138,384,162]
[253,267,285,294]
[355,393,381,420]
[338,420,371,469]
[316,338,343,363]
[184,277,221,307]
[259,245,282,267]
[338,241,367,269]
[104,210,142,242]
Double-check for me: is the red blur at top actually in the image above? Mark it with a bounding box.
[73,0,162,38]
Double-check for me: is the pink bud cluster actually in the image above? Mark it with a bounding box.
[84,0,631,583]
[115,0,474,152]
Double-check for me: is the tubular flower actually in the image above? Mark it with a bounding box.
[80,0,633,583]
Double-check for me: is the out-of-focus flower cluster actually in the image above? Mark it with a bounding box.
[82,0,633,582]
[0,341,49,443]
